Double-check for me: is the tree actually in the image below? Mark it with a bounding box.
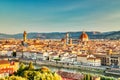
[28,62,34,70]
[0,76,26,80]
[40,66,50,73]
[2,62,62,80]
[54,58,60,63]
[12,51,16,57]
[0,78,5,80]
[87,74,90,80]
[16,63,26,76]
[19,63,26,71]
[53,72,62,80]
[22,71,38,80]
[8,76,26,80]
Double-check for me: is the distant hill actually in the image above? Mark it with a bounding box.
[0,31,120,40]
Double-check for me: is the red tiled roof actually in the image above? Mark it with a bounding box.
[77,54,87,57]
[87,57,100,60]
[0,60,9,64]
[0,68,14,74]
[79,32,89,40]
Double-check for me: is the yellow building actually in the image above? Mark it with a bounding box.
[0,60,19,75]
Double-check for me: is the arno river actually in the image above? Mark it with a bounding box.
[27,62,118,79]
[19,58,119,79]
[17,52,119,79]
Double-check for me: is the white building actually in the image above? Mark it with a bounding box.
[77,54,101,66]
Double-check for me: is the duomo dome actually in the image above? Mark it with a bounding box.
[79,32,89,41]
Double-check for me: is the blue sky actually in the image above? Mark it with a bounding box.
[0,0,120,34]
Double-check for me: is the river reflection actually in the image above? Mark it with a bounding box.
[34,64,118,78]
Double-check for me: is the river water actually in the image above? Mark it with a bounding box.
[34,64,119,78]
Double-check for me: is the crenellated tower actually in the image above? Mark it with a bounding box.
[23,31,27,42]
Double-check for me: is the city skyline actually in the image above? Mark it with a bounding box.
[0,0,120,34]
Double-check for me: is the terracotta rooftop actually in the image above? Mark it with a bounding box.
[77,54,88,57]
[87,57,100,60]
[0,60,9,64]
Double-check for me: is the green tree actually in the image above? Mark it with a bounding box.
[0,76,26,80]
[53,72,62,80]
[87,74,90,80]
[101,76,106,80]
[8,76,26,80]
[54,58,60,63]
[83,74,86,80]
[12,51,16,57]
[16,63,26,76]
[28,62,34,70]
[0,78,5,80]
[40,66,50,73]
[19,63,26,71]
[86,74,88,80]
[4,62,62,80]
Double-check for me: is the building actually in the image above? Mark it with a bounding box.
[93,53,108,66]
[0,72,9,78]
[79,31,89,45]
[110,54,119,66]
[23,31,27,42]
[0,60,19,78]
[87,57,101,66]
[77,54,101,66]
[69,38,72,45]
[79,32,89,42]
[94,52,120,67]
[65,32,69,45]
[77,54,88,65]
[61,38,66,46]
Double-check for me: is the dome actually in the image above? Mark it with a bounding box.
[79,32,89,41]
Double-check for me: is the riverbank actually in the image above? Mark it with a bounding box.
[20,59,120,79]
[20,59,105,73]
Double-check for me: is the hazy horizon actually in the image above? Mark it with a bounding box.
[0,0,120,34]
[0,30,120,35]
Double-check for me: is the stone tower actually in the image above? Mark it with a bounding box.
[23,31,27,42]
[65,32,69,45]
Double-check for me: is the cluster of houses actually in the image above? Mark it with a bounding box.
[0,31,120,78]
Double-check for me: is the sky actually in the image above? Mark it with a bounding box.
[0,0,120,34]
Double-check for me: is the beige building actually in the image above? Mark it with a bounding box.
[77,54,88,65]
[94,53,120,67]
[87,57,101,66]
[77,54,101,66]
